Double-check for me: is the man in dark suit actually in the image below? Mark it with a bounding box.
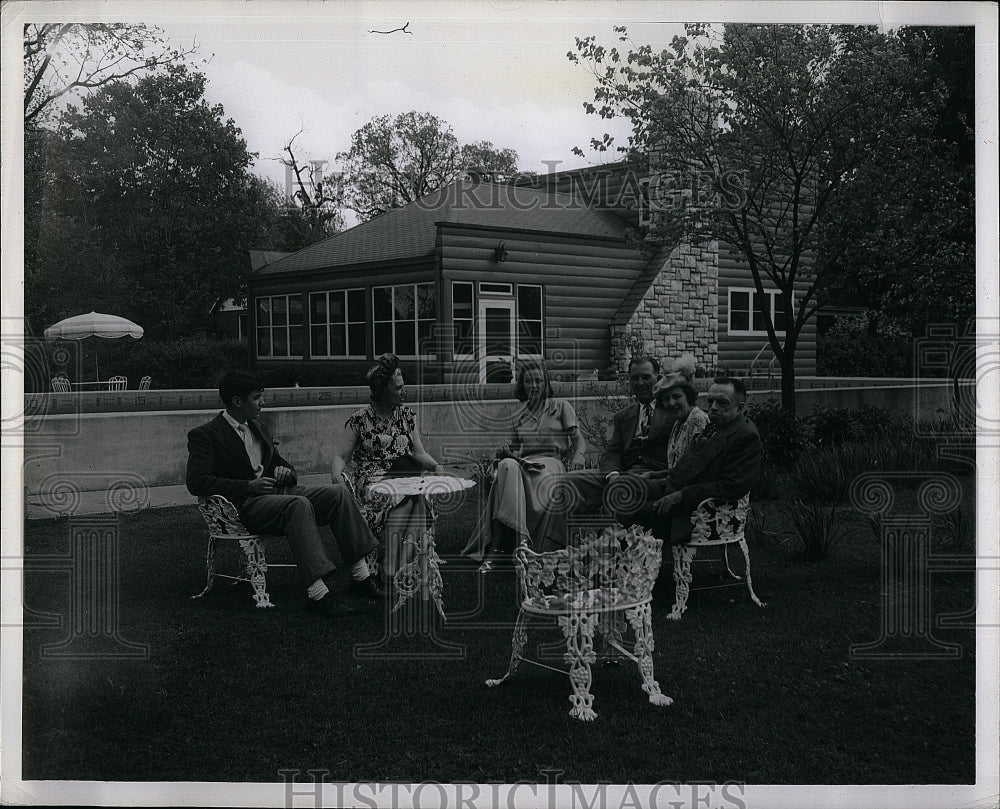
[186,370,381,616]
[559,356,674,518]
[628,377,762,543]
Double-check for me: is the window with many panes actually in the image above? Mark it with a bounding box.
[452,281,475,358]
[728,288,791,335]
[517,285,543,356]
[372,283,436,357]
[309,289,366,358]
[256,294,304,358]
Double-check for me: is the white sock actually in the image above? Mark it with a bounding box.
[307,578,330,600]
[350,559,370,581]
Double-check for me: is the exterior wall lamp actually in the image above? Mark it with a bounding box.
[494,241,508,263]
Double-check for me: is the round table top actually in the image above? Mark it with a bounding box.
[369,475,476,497]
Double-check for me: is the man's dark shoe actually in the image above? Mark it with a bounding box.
[348,576,385,600]
[306,592,358,616]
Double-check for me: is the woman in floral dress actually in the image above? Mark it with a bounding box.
[331,354,447,578]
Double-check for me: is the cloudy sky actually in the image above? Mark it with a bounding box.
[8,0,978,196]
[149,4,677,190]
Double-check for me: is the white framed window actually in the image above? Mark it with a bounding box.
[516,284,543,357]
[479,282,513,295]
[452,281,475,359]
[309,289,366,358]
[372,282,437,358]
[256,294,304,358]
[728,287,791,335]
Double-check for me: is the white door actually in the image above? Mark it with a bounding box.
[478,298,516,383]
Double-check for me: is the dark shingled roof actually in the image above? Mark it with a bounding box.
[254,179,635,276]
[249,250,291,272]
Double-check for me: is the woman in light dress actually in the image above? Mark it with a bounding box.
[463,360,588,571]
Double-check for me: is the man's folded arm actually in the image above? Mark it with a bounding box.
[186,428,251,503]
[268,441,298,487]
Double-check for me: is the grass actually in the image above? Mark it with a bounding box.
[20,479,977,785]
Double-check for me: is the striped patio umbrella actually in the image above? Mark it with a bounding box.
[44,311,143,381]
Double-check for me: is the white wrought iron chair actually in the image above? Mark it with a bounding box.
[51,376,71,392]
[106,375,127,390]
[486,524,672,721]
[194,495,295,608]
[668,494,766,620]
[138,375,151,390]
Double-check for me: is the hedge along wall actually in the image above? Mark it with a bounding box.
[21,381,965,499]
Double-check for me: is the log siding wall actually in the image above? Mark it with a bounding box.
[717,241,817,376]
[438,224,647,376]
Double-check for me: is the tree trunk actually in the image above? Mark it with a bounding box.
[780,341,797,415]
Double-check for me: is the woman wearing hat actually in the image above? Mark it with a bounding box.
[650,354,709,475]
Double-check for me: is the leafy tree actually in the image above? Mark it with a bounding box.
[28,65,281,338]
[818,27,975,337]
[23,23,197,129]
[337,111,519,220]
[570,24,948,412]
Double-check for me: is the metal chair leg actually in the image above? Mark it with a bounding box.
[668,545,696,621]
[238,538,274,608]
[739,539,766,608]
[486,610,529,687]
[191,538,218,599]
[560,610,598,721]
[625,603,672,707]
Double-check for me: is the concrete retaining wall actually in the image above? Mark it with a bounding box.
[20,380,967,498]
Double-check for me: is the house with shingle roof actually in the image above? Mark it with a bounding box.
[248,169,815,383]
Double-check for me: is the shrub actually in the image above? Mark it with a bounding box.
[460,452,498,489]
[789,445,850,503]
[817,313,913,377]
[578,378,632,454]
[746,399,815,466]
[808,404,915,446]
[787,500,848,561]
[751,461,784,501]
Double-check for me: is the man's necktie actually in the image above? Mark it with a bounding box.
[636,404,651,441]
[238,423,264,478]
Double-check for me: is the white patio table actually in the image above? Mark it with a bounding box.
[368,475,476,616]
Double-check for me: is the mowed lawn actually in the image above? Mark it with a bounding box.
[20,481,977,785]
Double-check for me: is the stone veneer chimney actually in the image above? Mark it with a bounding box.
[610,240,719,376]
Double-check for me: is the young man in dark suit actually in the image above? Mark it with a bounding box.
[186,370,382,616]
[628,377,762,543]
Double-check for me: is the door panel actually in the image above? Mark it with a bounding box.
[479,299,515,383]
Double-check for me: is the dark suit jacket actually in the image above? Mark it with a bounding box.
[186,413,298,507]
[665,415,761,542]
[599,402,673,474]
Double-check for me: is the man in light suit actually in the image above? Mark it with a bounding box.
[559,356,675,520]
[186,370,381,616]
[628,377,762,543]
